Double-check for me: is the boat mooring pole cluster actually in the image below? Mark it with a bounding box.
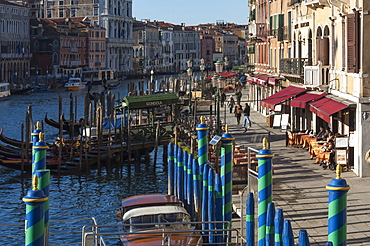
[244,139,350,246]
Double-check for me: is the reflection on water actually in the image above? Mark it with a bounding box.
[0,82,168,244]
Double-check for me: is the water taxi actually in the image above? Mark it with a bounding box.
[64,78,86,91]
[0,83,10,98]
[118,194,202,245]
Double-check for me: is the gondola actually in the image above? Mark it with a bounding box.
[0,129,26,148]
[10,87,33,95]
[0,158,60,172]
[44,114,81,132]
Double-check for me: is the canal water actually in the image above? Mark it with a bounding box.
[0,82,168,245]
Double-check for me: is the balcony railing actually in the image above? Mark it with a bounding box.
[270,28,284,41]
[304,0,329,9]
[256,23,269,38]
[279,58,312,77]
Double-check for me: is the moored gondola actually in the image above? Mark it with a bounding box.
[0,129,26,148]
[44,114,81,133]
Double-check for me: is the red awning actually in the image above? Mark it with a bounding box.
[247,79,254,84]
[290,92,327,108]
[261,86,306,110]
[220,71,238,78]
[309,97,349,123]
[268,78,276,85]
[258,77,268,85]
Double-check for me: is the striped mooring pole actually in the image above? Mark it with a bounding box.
[202,163,210,235]
[192,158,201,214]
[265,202,275,246]
[33,132,50,244]
[326,165,350,246]
[256,138,274,246]
[168,142,174,195]
[23,175,48,246]
[274,208,284,246]
[31,122,41,174]
[187,152,194,220]
[221,124,234,227]
[183,148,189,205]
[208,168,216,244]
[177,146,184,201]
[196,116,209,183]
[246,192,255,246]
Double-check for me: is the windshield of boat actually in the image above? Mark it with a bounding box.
[122,206,191,232]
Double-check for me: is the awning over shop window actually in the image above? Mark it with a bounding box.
[309,97,349,123]
[261,86,306,110]
[258,76,268,85]
[290,92,326,108]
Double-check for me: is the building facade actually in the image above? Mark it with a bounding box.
[44,0,133,75]
[0,0,31,88]
[247,0,370,177]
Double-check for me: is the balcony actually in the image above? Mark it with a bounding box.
[70,47,78,52]
[270,28,284,41]
[249,23,269,40]
[280,58,312,77]
[70,61,80,67]
[290,0,303,5]
[94,62,101,66]
[304,0,329,9]
[304,61,328,86]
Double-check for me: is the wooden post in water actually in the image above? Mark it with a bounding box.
[97,106,102,172]
[21,123,25,173]
[127,110,132,165]
[58,114,64,175]
[153,121,160,166]
[107,114,112,170]
[69,93,73,139]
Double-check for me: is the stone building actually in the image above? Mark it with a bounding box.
[0,0,31,87]
[44,0,133,75]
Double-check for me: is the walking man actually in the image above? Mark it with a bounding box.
[242,103,252,132]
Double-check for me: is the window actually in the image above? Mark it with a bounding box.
[59,9,63,17]
[59,1,64,5]
[94,0,99,3]
[47,9,52,18]
[47,1,54,6]
[93,7,98,16]
[347,12,360,73]
[71,8,76,17]
[71,0,78,4]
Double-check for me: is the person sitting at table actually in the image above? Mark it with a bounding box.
[321,127,333,140]
[316,126,325,139]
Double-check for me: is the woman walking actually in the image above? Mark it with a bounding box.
[234,105,243,125]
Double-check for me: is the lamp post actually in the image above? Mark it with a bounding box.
[187,66,193,114]
[150,69,154,94]
[214,59,224,135]
[224,56,229,71]
[187,59,193,114]
[200,58,205,98]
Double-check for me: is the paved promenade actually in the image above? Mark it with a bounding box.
[216,88,370,245]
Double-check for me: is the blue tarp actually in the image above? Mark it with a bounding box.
[102,118,128,130]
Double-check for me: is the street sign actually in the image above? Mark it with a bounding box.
[209,135,221,146]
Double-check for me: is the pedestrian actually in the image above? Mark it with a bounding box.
[235,89,242,103]
[220,91,226,107]
[234,105,243,125]
[227,95,235,113]
[242,103,252,132]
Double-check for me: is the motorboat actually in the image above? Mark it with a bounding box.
[0,83,10,98]
[64,78,86,91]
[118,194,202,245]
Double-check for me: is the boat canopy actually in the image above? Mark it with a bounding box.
[121,194,183,210]
[122,93,178,110]
[122,205,189,223]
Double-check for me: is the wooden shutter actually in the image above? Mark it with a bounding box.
[347,12,359,73]
[317,38,329,65]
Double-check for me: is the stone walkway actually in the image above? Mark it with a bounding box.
[199,88,370,245]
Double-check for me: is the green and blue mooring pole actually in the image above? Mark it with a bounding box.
[256,138,274,246]
[326,165,350,246]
